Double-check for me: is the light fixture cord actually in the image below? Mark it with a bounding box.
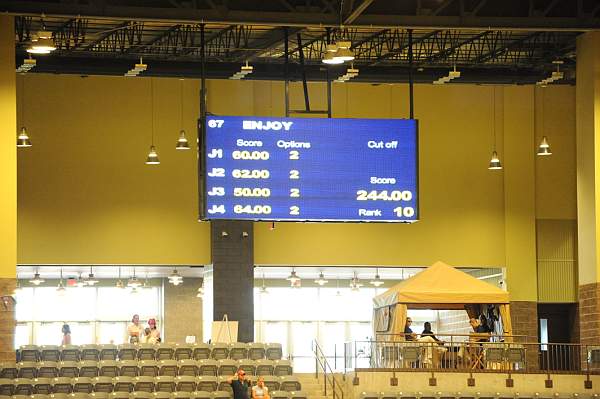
[492,86,496,151]
[180,78,184,130]
[151,78,154,146]
[541,86,544,138]
[21,75,25,128]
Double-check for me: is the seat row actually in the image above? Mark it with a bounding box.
[358,392,592,399]
[4,391,308,399]
[0,375,302,396]
[18,343,283,362]
[2,359,293,379]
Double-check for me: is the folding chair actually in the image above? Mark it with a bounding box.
[0,362,18,378]
[262,376,280,392]
[402,344,421,368]
[216,376,232,393]
[484,345,505,369]
[99,344,119,361]
[113,376,135,393]
[217,359,238,376]
[289,391,308,399]
[93,376,115,393]
[72,376,94,393]
[38,361,59,378]
[196,375,218,392]
[138,344,157,361]
[154,376,176,393]
[134,376,155,392]
[265,344,282,361]
[14,378,34,395]
[237,360,256,376]
[156,344,175,360]
[178,359,199,377]
[271,390,292,399]
[51,376,74,393]
[255,359,274,376]
[199,359,218,376]
[118,344,138,361]
[41,345,61,362]
[248,343,266,360]
[229,343,248,360]
[211,344,229,360]
[99,360,120,377]
[17,361,38,378]
[0,377,14,396]
[158,359,179,377]
[33,377,52,394]
[212,390,233,399]
[174,344,194,361]
[81,344,101,361]
[193,344,212,360]
[79,360,101,377]
[19,345,40,362]
[506,345,526,370]
[139,360,159,377]
[60,345,81,362]
[279,376,301,392]
[273,360,292,376]
[119,360,140,377]
[59,361,79,378]
[176,375,197,392]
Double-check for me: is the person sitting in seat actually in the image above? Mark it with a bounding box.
[228,368,252,399]
[469,318,491,342]
[252,376,270,399]
[404,317,417,341]
[420,322,444,345]
[417,322,447,367]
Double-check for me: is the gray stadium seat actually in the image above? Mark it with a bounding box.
[38,361,59,378]
[118,344,138,361]
[41,345,61,362]
[262,376,280,391]
[360,393,381,399]
[33,377,52,394]
[138,344,157,361]
[100,360,120,377]
[91,392,110,398]
[52,376,74,393]
[135,376,156,392]
[216,376,232,393]
[271,390,291,399]
[32,394,52,399]
[156,344,175,360]
[154,392,173,399]
[12,395,31,399]
[0,377,14,396]
[217,359,238,376]
[81,344,101,361]
[381,392,399,399]
[18,361,38,378]
[0,362,18,378]
[273,360,292,376]
[59,361,79,378]
[237,360,256,376]
[113,376,134,393]
[279,376,301,392]
[265,344,282,361]
[158,359,178,377]
[94,376,115,393]
[154,376,176,392]
[120,360,140,377]
[60,345,81,362]
[80,360,100,377]
[139,360,159,377]
[229,343,248,360]
[255,360,274,376]
[212,391,233,399]
[199,359,218,376]
[73,376,94,393]
[49,394,69,399]
[72,393,94,399]
[14,378,34,395]
[174,344,194,361]
[193,391,213,399]
[109,391,130,399]
[131,392,152,399]
[100,344,119,361]
[289,391,308,399]
[211,344,229,360]
[197,375,218,392]
[172,392,193,399]
[178,359,198,377]
[248,343,266,361]
[193,344,212,360]
[176,375,197,392]
[19,345,40,362]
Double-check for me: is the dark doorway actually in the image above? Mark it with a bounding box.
[537,304,579,371]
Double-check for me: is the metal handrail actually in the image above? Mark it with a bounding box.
[313,340,344,399]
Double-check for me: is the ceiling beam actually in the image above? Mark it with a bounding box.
[344,0,376,25]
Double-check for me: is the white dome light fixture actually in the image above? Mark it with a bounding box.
[314,272,328,286]
[369,268,384,287]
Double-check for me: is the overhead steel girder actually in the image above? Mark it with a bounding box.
[3,0,600,30]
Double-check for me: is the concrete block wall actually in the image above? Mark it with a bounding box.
[164,277,203,344]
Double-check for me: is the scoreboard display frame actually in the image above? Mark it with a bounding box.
[199,116,420,223]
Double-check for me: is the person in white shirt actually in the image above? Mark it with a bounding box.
[127,314,143,344]
[251,376,269,399]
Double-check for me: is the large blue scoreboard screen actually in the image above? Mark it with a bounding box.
[201,116,419,222]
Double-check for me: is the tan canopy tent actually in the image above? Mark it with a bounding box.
[372,261,512,341]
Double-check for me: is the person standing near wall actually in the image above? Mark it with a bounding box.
[127,314,143,344]
[61,324,71,345]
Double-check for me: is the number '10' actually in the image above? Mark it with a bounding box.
[393,207,415,217]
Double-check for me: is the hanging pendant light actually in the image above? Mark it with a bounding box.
[27,30,56,54]
[322,44,344,65]
[350,272,362,291]
[333,41,355,62]
[86,266,98,286]
[259,273,268,294]
[17,77,32,148]
[335,276,342,297]
[116,266,125,289]
[145,78,160,165]
[168,268,184,286]
[14,278,22,295]
[369,268,384,287]
[286,268,301,284]
[314,272,328,286]
[29,270,45,286]
[488,87,503,170]
[76,272,86,288]
[128,268,142,288]
[176,79,190,150]
[197,279,205,298]
[537,89,552,156]
[56,269,67,295]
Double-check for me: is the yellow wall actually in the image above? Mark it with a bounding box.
[0,16,17,278]
[17,76,577,300]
